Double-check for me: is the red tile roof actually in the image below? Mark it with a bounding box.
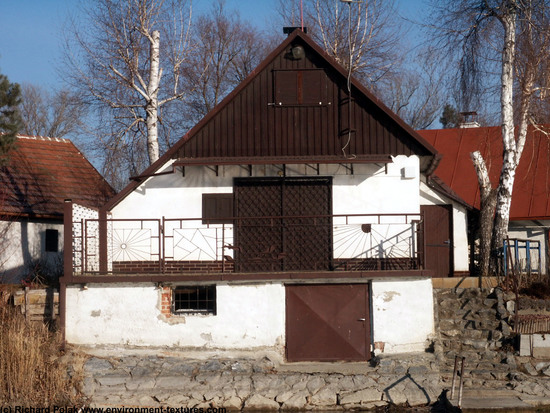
[0,135,115,218]
[418,126,550,220]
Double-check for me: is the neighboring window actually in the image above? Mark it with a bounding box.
[173,285,216,314]
[202,193,233,224]
[274,69,328,106]
[45,229,59,252]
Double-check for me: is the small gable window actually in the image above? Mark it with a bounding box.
[45,229,59,252]
[202,193,233,224]
[274,69,328,106]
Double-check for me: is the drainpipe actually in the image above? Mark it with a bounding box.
[60,199,74,348]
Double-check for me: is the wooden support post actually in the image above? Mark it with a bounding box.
[99,209,108,274]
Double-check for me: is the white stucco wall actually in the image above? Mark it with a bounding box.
[0,219,63,283]
[371,278,434,354]
[420,180,470,273]
[66,278,434,356]
[65,283,286,349]
[111,155,420,220]
[103,156,422,264]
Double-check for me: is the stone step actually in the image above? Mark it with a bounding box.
[438,297,498,309]
[440,339,503,353]
[440,328,495,340]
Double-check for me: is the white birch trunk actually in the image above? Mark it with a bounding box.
[471,151,497,275]
[492,7,517,253]
[146,30,161,164]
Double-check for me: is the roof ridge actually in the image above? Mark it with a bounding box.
[17,134,71,143]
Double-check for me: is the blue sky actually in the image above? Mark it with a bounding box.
[0,0,430,89]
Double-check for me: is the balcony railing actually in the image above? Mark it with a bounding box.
[71,213,424,276]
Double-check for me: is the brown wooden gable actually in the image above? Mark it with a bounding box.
[105,30,437,210]
[175,30,436,160]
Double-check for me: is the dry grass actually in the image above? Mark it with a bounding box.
[0,294,83,407]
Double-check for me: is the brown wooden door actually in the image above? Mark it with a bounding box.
[234,177,332,272]
[421,204,453,277]
[286,284,370,361]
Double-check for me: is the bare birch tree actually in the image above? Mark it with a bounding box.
[378,48,445,129]
[433,0,550,274]
[19,84,86,139]
[63,0,194,167]
[277,0,402,86]
[183,0,272,123]
[276,1,444,128]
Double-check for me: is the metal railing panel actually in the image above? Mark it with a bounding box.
[76,213,422,275]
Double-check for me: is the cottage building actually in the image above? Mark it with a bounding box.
[62,30,460,361]
[0,135,114,284]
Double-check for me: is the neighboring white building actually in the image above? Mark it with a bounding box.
[62,30,454,361]
[0,135,114,284]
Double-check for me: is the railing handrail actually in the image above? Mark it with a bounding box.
[83,212,423,224]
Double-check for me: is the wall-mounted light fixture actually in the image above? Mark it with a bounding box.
[291,45,305,60]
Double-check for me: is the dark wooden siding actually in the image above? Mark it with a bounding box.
[176,37,431,160]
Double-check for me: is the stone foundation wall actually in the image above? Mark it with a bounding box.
[434,288,550,397]
[80,287,550,409]
[83,353,442,409]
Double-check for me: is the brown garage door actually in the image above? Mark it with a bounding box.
[286,284,371,361]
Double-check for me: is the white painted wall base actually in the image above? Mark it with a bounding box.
[66,278,435,358]
[371,278,435,354]
[65,283,286,350]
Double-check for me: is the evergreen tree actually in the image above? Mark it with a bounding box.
[439,104,462,129]
[0,74,22,165]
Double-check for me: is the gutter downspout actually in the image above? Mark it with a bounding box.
[60,199,74,349]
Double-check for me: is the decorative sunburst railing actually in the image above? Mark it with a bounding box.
[74,213,423,275]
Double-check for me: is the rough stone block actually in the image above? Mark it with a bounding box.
[535,361,550,371]
[353,374,377,389]
[309,387,337,406]
[95,375,128,387]
[281,393,308,410]
[383,385,407,405]
[404,382,431,406]
[244,394,280,410]
[340,388,382,405]
[161,394,189,406]
[306,376,325,393]
[85,357,113,372]
[154,375,192,390]
[523,363,539,376]
[222,396,243,410]
[125,377,156,391]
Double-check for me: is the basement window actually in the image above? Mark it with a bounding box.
[173,285,216,315]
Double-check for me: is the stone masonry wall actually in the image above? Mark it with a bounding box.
[434,287,550,397]
[82,353,442,409]
[81,287,550,409]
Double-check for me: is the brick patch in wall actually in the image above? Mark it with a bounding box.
[160,287,172,317]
